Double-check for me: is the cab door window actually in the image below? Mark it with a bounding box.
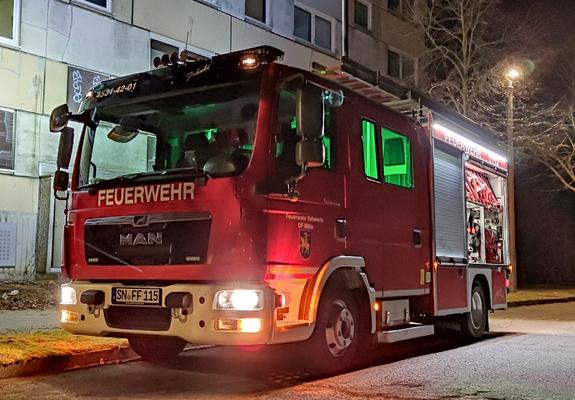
[275,88,334,173]
[381,127,413,188]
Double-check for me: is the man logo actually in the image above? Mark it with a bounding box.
[133,216,149,226]
[300,231,311,259]
[119,232,162,246]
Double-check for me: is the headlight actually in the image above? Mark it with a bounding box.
[214,290,263,310]
[60,285,77,305]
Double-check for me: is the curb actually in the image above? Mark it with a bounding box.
[507,296,575,308]
[0,345,138,380]
[0,344,212,380]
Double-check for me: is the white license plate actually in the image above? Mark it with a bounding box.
[112,287,162,306]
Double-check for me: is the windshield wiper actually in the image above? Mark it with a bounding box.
[81,168,209,192]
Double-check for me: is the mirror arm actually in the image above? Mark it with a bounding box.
[90,162,97,179]
[279,74,305,91]
[69,110,97,130]
[285,165,306,202]
[54,190,69,201]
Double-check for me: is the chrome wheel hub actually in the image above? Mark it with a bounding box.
[325,299,355,357]
[470,290,484,330]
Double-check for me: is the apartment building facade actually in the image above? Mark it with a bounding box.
[0,0,425,278]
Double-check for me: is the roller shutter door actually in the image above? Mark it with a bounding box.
[433,142,466,261]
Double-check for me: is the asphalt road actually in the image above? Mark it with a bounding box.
[1,302,574,400]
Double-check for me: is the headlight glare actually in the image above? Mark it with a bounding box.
[60,286,77,305]
[215,290,262,310]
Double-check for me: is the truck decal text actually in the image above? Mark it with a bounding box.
[97,182,195,207]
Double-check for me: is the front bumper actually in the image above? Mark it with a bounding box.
[60,282,274,345]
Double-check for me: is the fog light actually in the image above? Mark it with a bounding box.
[239,318,262,333]
[216,318,239,331]
[215,318,262,333]
[60,286,77,305]
[61,310,80,324]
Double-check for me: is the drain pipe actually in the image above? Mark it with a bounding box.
[342,0,349,59]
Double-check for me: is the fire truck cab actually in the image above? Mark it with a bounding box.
[52,46,507,372]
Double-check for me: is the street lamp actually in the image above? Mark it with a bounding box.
[506,66,521,291]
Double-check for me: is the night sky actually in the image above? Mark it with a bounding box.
[503,0,575,100]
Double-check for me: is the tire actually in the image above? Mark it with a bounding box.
[462,284,488,338]
[128,335,187,363]
[304,275,370,374]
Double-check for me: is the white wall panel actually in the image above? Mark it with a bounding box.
[0,211,37,279]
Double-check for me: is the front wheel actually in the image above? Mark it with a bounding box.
[304,276,369,374]
[462,284,488,337]
[128,335,187,363]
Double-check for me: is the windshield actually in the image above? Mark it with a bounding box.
[78,80,261,188]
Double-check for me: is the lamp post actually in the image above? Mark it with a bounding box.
[506,67,521,291]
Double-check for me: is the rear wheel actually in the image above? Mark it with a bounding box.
[128,335,186,363]
[462,284,487,337]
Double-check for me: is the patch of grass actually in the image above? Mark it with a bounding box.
[508,288,575,303]
[0,329,127,366]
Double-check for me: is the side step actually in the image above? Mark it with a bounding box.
[377,323,435,344]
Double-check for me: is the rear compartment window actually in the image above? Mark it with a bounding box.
[381,127,413,188]
[361,119,378,179]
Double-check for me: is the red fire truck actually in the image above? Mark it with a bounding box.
[51,46,508,372]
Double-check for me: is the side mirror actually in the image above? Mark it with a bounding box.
[108,125,139,143]
[57,127,75,169]
[296,139,325,168]
[296,84,324,140]
[50,104,70,132]
[53,170,69,192]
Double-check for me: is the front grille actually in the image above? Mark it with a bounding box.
[84,212,211,265]
[104,306,172,331]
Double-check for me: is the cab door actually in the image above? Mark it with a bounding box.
[265,87,345,268]
[343,95,432,294]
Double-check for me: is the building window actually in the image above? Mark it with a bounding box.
[361,120,378,180]
[294,6,312,42]
[387,49,416,82]
[315,16,332,51]
[387,0,400,12]
[388,50,401,79]
[381,127,413,188]
[387,0,413,18]
[354,0,371,31]
[294,4,335,52]
[0,109,15,170]
[76,0,112,12]
[0,0,20,45]
[245,0,266,24]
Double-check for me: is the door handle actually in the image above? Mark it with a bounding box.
[336,218,347,239]
[412,229,422,246]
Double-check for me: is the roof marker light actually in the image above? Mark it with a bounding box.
[161,54,171,67]
[239,55,260,70]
